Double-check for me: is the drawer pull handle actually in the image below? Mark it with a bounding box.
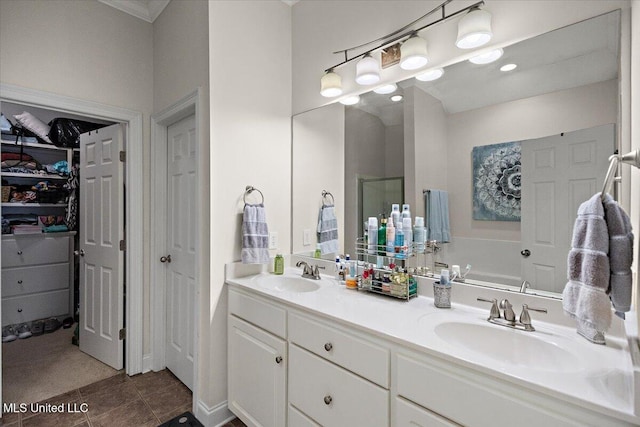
[17,250,22,255]
[17,280,23,284]
[324,343,333,352]
[275,356,282,364]
[323,395,332,405]
[17,308,22,313]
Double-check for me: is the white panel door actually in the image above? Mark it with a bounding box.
[79,124,124,369]
[164,115,196,390]
[521,124,614,293]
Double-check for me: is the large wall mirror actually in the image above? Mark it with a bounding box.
[292,10,623,298]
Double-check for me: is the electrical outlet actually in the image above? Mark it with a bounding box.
[303,229,311,246]
[269,231,278,249]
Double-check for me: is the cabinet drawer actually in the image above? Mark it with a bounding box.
[2,236,70,267]
[2,289,69,326]
[289,344,388,427]
[228,288,286,339]
[2,263,70,297]
[395,396,460,427]
[395,353,582,427]
[288,405,321,427]
[289,312,389,388]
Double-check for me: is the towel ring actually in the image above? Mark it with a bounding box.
[322,190,334,206]
[244,186,264,205]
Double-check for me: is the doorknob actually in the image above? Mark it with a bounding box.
[521,249,531,257]
[74,249,85,257]
[160,255,172,263]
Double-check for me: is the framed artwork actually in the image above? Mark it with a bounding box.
[472,141,521,221]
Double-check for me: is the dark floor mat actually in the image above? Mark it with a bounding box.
[158,411,204,427]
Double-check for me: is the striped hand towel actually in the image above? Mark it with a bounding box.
[317,204,339,255]
[241,204,270,264]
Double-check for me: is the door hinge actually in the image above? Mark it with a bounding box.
[119,151,126,162]
[119,328,126,340]
[119,240,126,251]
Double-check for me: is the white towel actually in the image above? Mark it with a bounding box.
[317,204,339,255]
[425,190,450,243]
[241,204,270,264]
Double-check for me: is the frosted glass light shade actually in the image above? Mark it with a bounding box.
[469,48,503,64]
[320,70,343,97]
[416,68,444,82]
[355,54,381,85]
[456,8,492,49]
[374,83,397,94]
[339,95,360,105]
[400,35,429,70]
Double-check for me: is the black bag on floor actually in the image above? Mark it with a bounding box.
[48,118,107,148]
[158,412,204,427]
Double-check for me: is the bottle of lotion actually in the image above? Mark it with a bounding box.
[386,219,395,257]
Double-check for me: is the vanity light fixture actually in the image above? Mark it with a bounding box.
[319,0,487,96]
[320,69,343,98]
[469,48,504,64]
[500,63,517,72]
[339,95,361,105]
[416,68,445,81]
[400,34,429,70]
[390,95,404,102]
[455,6,493,49]
[374,83,398,94]
[355,54,381,85]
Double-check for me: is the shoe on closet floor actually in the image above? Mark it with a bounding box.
[44,317,61,334]
[2,325,18,343]
[16,323,32,339]
[31,320,45,336]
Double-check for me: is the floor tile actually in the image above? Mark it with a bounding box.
[232,417,248,427]
[130,369,181,397]
[156,404,192,424]
[143,383,192,420]
[21,407,87,427]
[90,398,158,427]
[84,381,140,418]
[78,371,128,397]
[22,390,82,419]
[1,410,20,425]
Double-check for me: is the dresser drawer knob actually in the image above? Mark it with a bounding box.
[324,395,332,405]
[17,250,22,255]
[17,308,22,313]
[275,356,282,364]
[17,280,23,284]
[324,343,333,352]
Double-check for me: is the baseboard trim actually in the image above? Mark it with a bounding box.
[195,399,234,427]
[142,353,153,373]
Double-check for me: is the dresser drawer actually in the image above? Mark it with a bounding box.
[2,289,70,326]
[228,288,286,339]
[2,263,70,297]
[289,312,389,388]
[2,236,70,267]
[288,404,321,427]
[289,344,388,427]
[395,396,460,427]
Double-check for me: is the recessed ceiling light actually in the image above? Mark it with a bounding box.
[390,95,404,102]
[416,68,445,82]
[469,48,504,65]
[339,95,360,105]
[500,63,517,72]
[374,84,397,94]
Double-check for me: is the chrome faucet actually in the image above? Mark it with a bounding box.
[477,297,547,332]
[296,261,323,280]
[520,280,531,293]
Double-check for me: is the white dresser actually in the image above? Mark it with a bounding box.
[1,232,75,326]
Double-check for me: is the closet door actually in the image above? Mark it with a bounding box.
[79,124,124,370]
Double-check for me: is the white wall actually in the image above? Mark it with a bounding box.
[0,0,154,348]
[631,0,640,330]
[385,124,404,177]
[208,0,292,421]
[292,0,631,114]
[292,103,345,255]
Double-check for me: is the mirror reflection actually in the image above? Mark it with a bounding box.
[292,10,621,297]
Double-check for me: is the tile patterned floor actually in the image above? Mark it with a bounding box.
[0,368,247,427]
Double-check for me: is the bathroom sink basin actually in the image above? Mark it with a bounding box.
[434,321,583,372]
[252,274,320,293]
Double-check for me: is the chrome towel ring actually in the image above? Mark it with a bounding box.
[244,185,264,205]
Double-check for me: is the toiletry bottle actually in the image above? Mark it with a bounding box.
[274,254,284,275]
[390,204,400,230]
[394,223,405,259]
[386,219,395,257]
[367,217,378,254]
[440,269,450,285]
[345,254,356,278]
[335,257,342,280]
[378,216,387,256]
[414,216,426,253]
[314,244,322,258]
[401,203,411,220]
[402,217,413,255]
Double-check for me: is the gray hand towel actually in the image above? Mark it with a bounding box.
[317,205,339,255]
[241,203,270,264]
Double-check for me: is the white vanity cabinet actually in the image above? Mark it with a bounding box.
[228,289,287,427]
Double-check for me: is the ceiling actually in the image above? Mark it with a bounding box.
[355,11,619,126]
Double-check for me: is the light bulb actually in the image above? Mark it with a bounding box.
[415,68,444,82]
[469,48,503,65]
[373,84,397,94]
[500,63,517,72]
[339,95,360,105]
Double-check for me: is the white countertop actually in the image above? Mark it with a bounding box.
[226,265,639,425]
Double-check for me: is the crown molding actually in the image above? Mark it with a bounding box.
[98,0,170,23]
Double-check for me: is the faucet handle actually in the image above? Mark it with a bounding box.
[477,298,501,320]
[312,265,325,279]
[519,304,547,331]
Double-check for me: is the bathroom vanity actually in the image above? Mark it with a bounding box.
[226,263,639,427]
